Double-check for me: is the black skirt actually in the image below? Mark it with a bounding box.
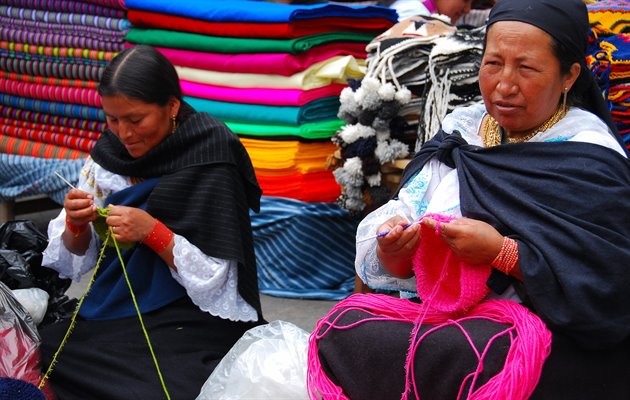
[316,307,630,400]
[39,297,263,400]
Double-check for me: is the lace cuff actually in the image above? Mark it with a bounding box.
[41,209,99,280]
[171,235,258,322]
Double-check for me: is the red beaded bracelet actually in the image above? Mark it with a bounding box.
[491,237,519,275]
[65,216,88,237]
[142,219,174,254]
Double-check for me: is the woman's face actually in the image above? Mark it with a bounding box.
[436,0,473,23]
[479,21,579,137]
[101,94,179,158]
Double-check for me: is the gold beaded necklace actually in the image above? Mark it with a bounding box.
[481,106,567,148]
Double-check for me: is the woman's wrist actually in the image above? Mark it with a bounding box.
[491,236,519,275]
[142,219,174,253]
[65,216,88,237]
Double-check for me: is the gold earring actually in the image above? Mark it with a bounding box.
[171,115,177,134]
[562,88,568,114]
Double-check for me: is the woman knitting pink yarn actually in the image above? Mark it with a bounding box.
[308,0,630,399]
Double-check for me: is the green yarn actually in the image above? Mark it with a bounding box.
[39,229,171,399]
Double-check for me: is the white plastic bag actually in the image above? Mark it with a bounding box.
[11,288,49,326]
[196,320,310,400]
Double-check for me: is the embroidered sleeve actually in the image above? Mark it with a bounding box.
[171,235,258,322]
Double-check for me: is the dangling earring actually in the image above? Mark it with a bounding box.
[171,115,177,134]
[562,88,568,114]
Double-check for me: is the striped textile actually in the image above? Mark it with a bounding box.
[0,106,106,132]
[0,55,105,80]
[3,0,126,18]
[0,6,130,31]
[0,70,100,89]
[1,26,124,52]
[0,154,83,203]
[251,196,358,300]
[0,42,117,63]
[1,48,108,67]
[0,94,105,121]
[80,0,125,9]
[0,122,96,152]
[0,117,100,140]
[1,17,129,43]
[0,134,88,159]
[0,77,102,107]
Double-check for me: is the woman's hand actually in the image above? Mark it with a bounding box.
[422,217,503,265]
[375,216,421,279]
[64,189,97,228]
[62,189,97,254]
[105,205,154,244]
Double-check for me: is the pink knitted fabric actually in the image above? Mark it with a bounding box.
[307,214,552,399]
[413,214,491,314]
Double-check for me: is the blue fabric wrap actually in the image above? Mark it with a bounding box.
[125,0,397,23]
[400,130,630,349]
[79,178,186,320]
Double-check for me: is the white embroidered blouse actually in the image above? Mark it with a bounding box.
[42,157,258,322]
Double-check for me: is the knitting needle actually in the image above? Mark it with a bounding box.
[356,220,422,243]
[54,171,77,190]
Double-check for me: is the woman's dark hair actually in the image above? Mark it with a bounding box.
[550,36,585,109]
[98,45,182,106]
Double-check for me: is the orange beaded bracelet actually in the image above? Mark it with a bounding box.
[491,236,519,275]
[65,216,88,237]
[142,219,174,254]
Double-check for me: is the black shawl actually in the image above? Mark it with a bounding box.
[400,131,630,349]
[91,108,263,317]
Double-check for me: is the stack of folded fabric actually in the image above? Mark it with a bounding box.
[330,15,485,213]
[125,0,396,203]
[125,0,397,299]
[587,0,630,149]
[0,0,128,203]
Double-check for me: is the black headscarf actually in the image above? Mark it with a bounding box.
[486,0,625,150]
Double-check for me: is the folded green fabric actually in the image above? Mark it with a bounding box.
[226,119,344,140]
[185,96,340,125]
[126,28,374,54]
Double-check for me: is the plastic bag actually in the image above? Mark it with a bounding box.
[0,220,76,326]
[0,281,52,399]
[197,320,310,400]
[11,288,49,326]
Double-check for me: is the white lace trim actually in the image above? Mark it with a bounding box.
[41,157,257,322]
[172,236,257,322]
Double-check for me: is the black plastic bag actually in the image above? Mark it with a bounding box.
[0,220,76,326]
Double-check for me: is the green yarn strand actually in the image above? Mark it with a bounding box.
[38,226,171,400]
